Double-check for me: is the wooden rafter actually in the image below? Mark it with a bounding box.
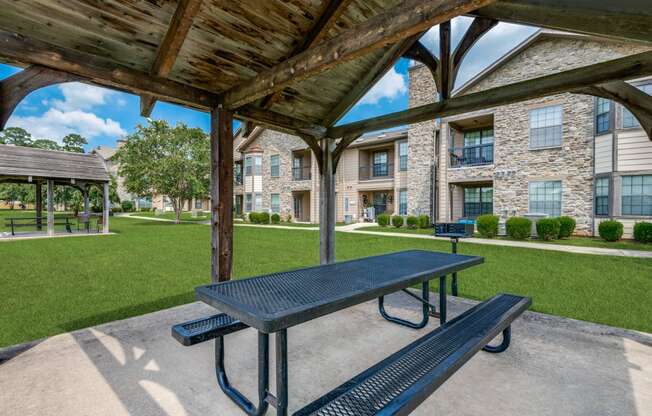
[332,134,362,167]
[451,17,497,90]
[0,65,80,129]
[140,0,203,117]
[578,81,652,139]
[403,41,441,92]
[327,50,652,138]
[233,105,327,139]
[438,20,452,99]
[222,0,498,109]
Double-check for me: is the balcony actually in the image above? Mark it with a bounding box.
[449,143,493,168]
[359,163,394,181]
[292,166,311,181]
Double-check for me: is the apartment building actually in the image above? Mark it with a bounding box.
[236,30,652,237]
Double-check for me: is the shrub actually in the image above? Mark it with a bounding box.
[406,216,418,229]
[139,207,151,212]
[557,216,576,239]
[286,214,292,223]
[476,214,499,238]
[111,206,123,213]
[599,220,624,242]
[377,214,390,227]
[271,213,281,224]
[258,212,270,224]
[536,218,561,241]
[505,217,531,240]
[248,212,260,224]
[633,222,652,243]
[391,215,404,228]
[120,200,134,212]
[418,214,431,229]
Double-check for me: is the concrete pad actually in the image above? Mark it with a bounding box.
[1,295,650,416]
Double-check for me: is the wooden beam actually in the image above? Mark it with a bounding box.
[439,21,451,100]
[470,0,652,46]
[333,134,362,167]
[0,30,220,110]
[403,41,441,92]
[327,50,652,138]
[102,181,110,234]
[210,108,234,282]
[323,34,423,126]
[222,0,498,108]
[1,65,80,129]
[233,104,327,138]
[577,81,652,139]
[47,179,54,237]
[319,138,336,265]
[451,17,497,90]
[140,0,203,117]
[35,181,42,231]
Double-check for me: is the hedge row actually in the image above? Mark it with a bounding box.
[377,214,431,229]
[477,214,577,241]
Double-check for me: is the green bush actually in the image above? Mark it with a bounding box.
[111,206,123,213]
[418,215,431,229]
[557,216,576,239]
[248,212,260,224]
[476,214,499,238]
[377,214,390,227]
[633,222,652,243]
[391,215,404,228]
[536,218,561,241]
[139,207,151,212]
[406,216,418,229]
[121,200,134,212]
[258,212,270,224]
[271,213,281,224]
[599,220,624,242]
[285,214,292,223]
[505,217,531,240]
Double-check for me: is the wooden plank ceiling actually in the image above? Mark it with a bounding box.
[0,0,403,126]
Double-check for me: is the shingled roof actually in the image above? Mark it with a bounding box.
[0,144,110,183]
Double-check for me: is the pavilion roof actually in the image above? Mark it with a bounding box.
[0,145,110,183]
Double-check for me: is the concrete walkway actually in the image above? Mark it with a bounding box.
[1,294,650,415]
[122,214,652,258]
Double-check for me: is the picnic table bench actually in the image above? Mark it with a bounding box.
[4,216,73,236]
[172,250,530,415]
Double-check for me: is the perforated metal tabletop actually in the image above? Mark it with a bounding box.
[197,250,482,333]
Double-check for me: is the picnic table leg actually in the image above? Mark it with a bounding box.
[215,332,270,415]
[482,327,511,353]
[451,238,459,296]
[276,329,288,416]
[378,281,430,329]
[439,275,447,325]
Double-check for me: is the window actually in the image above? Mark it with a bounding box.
[399,189,408,215]
[373,151,389,176]
[461,128,494,165]
[623,83,652,128]
[244,156,252,176]
[234,162,243,184]
[344,197,349,213]
[271,194,280,213]
[245,193,253,211]
[253,156,262,175]
[622,175,652,215]
[595,98,612,134]
[595,177,609,216]
[255,193,262,211]
[463,128,494,146]
[194,199,203,209]
[398,141,408,171]
[529,181,562,217]
[530,105,563,148]
[270,154,279,177]
[463,187,493,218]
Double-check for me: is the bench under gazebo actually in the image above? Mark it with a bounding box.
[0,144,111,238]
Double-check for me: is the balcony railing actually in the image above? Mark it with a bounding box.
[234,173,243,185]
[292,166,311,181]
[359,163,394,181]
[449,143,494,168]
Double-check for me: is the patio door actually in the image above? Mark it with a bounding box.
[294,195,303,221]
[373,192,388,215]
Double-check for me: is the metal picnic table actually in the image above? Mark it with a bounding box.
[193,249,483,415]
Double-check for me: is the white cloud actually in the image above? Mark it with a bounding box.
[51,83,116,111]
[8,108,126,142]
[358,67,407,106]
[7,81,126,143]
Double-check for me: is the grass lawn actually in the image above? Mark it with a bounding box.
[357,225,652,251]
[128,211,210,222]
[1,217,651,348]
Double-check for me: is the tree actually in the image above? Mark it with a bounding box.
[116,120,209,223]
[62,134,87,153]
[88,175,120,212]
[0,127,33,146]
[0,183,32,209]
[32,139,61,150]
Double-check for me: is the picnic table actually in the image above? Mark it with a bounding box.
[172,250,530,415]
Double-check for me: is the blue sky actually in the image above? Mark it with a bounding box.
[0,18,536,151]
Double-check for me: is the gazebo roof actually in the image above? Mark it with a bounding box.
[0,144,110,183]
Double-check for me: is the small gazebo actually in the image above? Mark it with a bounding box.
[0,144,111,236]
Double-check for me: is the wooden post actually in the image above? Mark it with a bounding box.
[319,138,336,265]
[83,187,90,215]
[35,181,42,231]
[46,179,54,236]
[210,107,234,283]
[103,182,110,234]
